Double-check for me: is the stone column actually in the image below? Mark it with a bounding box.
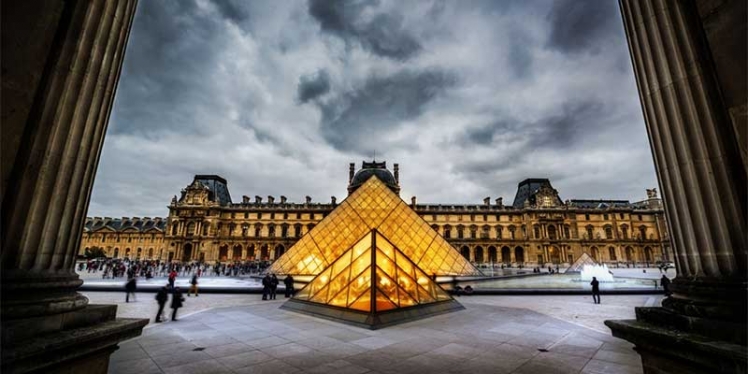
[607,1,746,373]
[1,0,147,372]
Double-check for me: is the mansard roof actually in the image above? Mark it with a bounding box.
[84,217,167,233]
[194,175,232,205]
[569,199,632,209]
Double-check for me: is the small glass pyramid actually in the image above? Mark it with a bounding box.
[282,229,464,329]
[566,252,599,273]
[268,176,481,277]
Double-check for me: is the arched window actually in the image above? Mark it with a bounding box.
[242,224,249,236]
[604,225,613,239]
[621,225,629,239]
[469,225,477,239]
[444,225,452,239]
[431,225,439,233]
[294,224,302,237]
[639,226,647,240]
[281,224,288,238]
[186,222,196,235]
[586,225,594,240]
[609,247,617,261]
[254,224,262,237]
[457,225,465,239]
[563,225,571,239]
[547,225,557,240]
[534,225,541,239]
[268,224,276,238]
[496,226,503,239]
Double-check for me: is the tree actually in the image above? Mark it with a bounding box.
[84,247,106,259]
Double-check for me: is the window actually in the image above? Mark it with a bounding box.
[258,212,262,219]
[244,212,248,219]
[432,214,437,221]
[294,224,301,237]
[564,226,570,239]
[470,215,475,222]
[203,225,208,236]
[241,224,248,236]
[609,247,617,260]
[496,214,501,221]
[470,227,477,239]
[604,214,609,220]
[639,226,647,240]
[619,213,625,219]
[605,226,613,239]
[270,213,275,219]
[254,225,262,237]
[638,214,642,220]
[229,223,235,236]
[268,224,276,238]
[621,225,629,239]
[297,213,301,219]
[585,214,590,220]
[496,226,503,239]
[457,226,464,239]
[281,225,288,238]
[232,212,236,218]
[444,225,452,239]
[311,213,316,220]
[283,213,288,220]
[547,225,557,240]
[483,214,487,221]
[586,226,594,240]
[510,227,516,240]
[534,226,541,239]
[186,222,196,235]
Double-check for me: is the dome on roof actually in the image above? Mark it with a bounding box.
[348,161,400,195]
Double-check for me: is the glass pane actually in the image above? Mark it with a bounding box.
[376,249,396,275]
[375,289,397,311]
[307,268,332,301]
[375,266,398,303]
[347,270,371,308]
[377,237,395,261]
[350,248,371,278]
[348,288,371,312]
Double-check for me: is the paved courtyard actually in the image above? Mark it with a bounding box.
[94,292,656,374]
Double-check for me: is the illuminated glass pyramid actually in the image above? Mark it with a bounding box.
[281,230,464,329]
[268,176,481,277]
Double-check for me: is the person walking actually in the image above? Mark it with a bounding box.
[591,276,601,304]
[270,274,279,300]
[261,274,271,300]
[283,274,295,298]
[189,274,199,297]
[171,287,185,321]
[660,275,672,296]
[155,286,168,322]
[125,277,137,303]
[168,269,177,289]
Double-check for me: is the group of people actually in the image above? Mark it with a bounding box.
[589,274,672,305]
[154,285,185,322]
[260,274,296,300]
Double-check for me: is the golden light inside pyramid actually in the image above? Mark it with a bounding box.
[281,229,463,329]
[268,176,481,277]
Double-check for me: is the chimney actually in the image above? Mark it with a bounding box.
[496,197,503,207]
[331,196,337,205]
[242,195,250,204]
[255,196,262,204]
[267,195,274,204]
[411,196,417,206]
[280,195,287,204]
[349,163,355,183]
[483,197,490,206]
[394,163,400,184]
[305,196,312,204]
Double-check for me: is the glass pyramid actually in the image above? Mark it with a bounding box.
[269,176,481,276]
[282,229,464,329]
[565,252,599,273]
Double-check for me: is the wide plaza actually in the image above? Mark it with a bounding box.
[89,289,657,374]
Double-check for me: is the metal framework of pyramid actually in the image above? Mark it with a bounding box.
[566,252,599,273]
[281,229,464,329]
[268,176,481,277]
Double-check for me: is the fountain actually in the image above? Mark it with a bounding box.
[580,264,615,282]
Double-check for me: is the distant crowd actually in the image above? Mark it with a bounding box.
[78,258,273,279]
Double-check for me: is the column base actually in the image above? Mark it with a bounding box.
[606,307,747,374]
[1,304,148,374]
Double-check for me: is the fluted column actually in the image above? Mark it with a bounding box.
[619,0,746,322]
[2,0,139,321]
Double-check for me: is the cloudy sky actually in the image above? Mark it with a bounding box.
[88,0,657,218]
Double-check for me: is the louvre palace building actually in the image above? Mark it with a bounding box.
[80,161,671,267]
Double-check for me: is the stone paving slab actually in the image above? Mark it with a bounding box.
[108,296,645,374]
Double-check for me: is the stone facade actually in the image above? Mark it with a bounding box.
[80,164,671,267]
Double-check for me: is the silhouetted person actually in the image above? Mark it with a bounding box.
[464,285,474,295]
[262,274,271,300]
[283,275,295,298]
[155,286,168,322]
[188,274,199,297]
[660,275,672,296]
[591,277,601,304]
[171,287,185,321]
[270,274,279,300]
[125,277,137,303]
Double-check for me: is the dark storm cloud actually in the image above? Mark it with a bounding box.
[455,101,605,151]
[308,0,422,60]
[211,0,251,25]
[297,70,331,104]
[319,69,457,152]
[109,0,225,136]
[546,0,621,53]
